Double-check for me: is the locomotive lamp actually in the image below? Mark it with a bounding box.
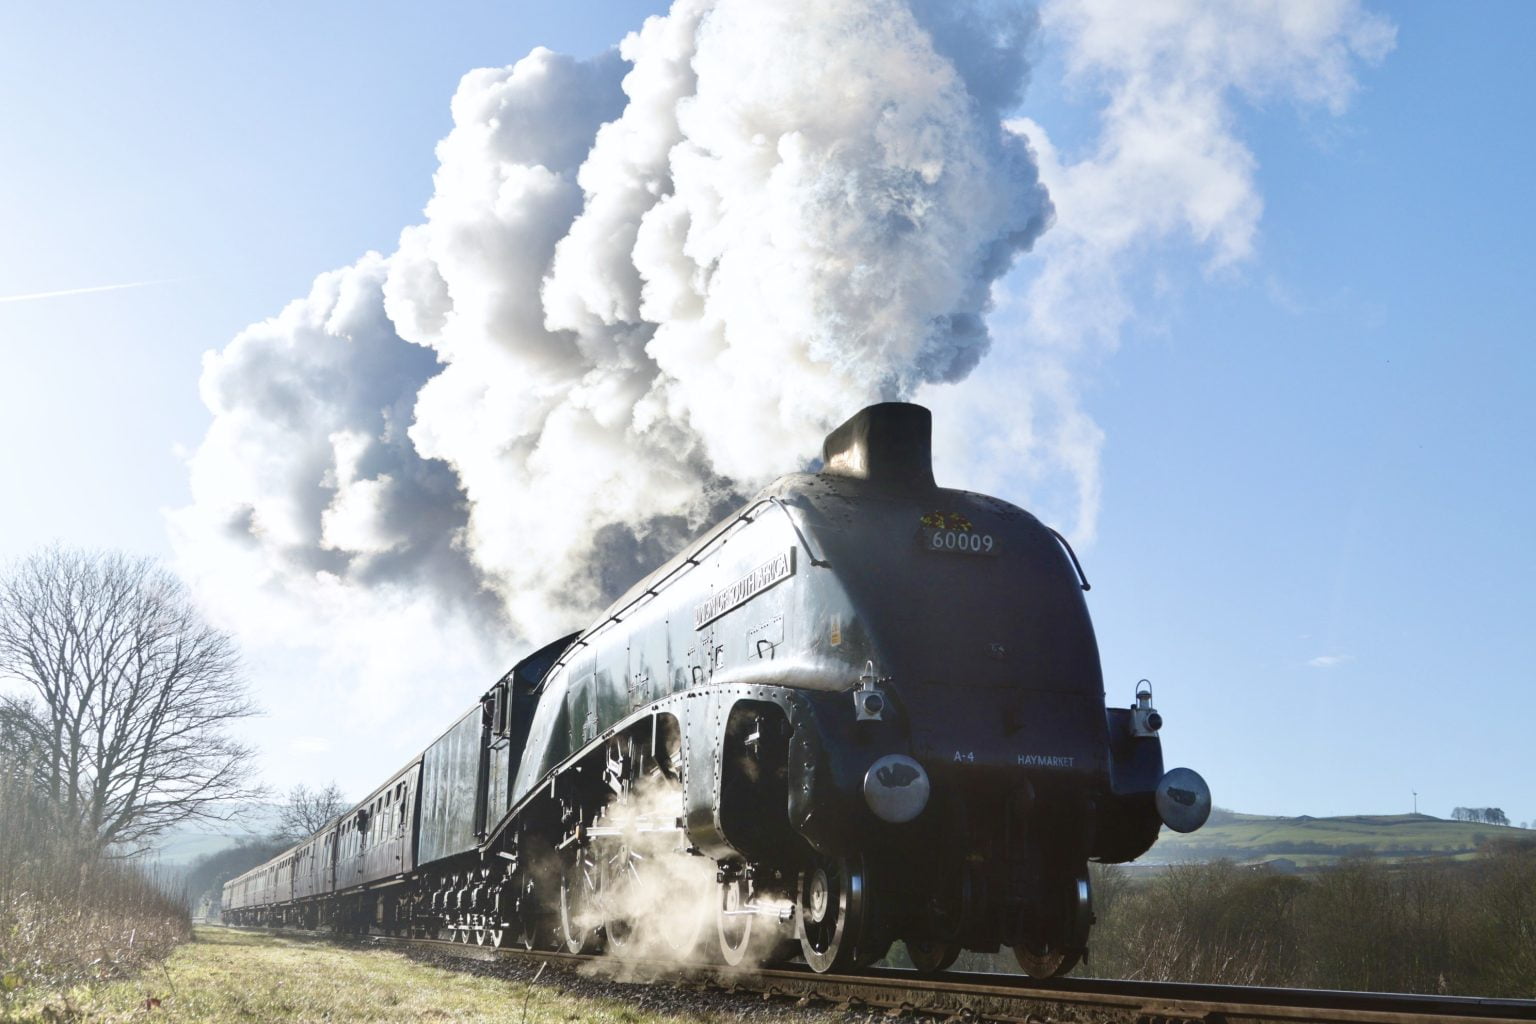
[854,659,887,721]
[855,690,885,719]
[1131,679,1163,735]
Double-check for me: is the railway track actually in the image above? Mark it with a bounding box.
[246,928,1536,1024]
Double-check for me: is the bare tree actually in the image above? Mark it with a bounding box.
[0,547,261,850]
[0,694,45,759]
[273,781,348,841]
[0,695,57,840]
[0,695,50,798]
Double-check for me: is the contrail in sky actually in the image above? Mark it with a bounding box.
[0,279,177,305]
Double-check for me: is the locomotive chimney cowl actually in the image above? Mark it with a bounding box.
[820,402,936,490]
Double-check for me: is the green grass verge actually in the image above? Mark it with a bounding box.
[1,927,821,1024]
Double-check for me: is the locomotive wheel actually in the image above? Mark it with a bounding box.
[515,875,545,951]
[517,914,539,951]
[598,840,641,957]
[717,876,755,966]
[653,864,710,960]
[1012,873,1091,978]
[559,853,603,954]
[796,854,879,973]
[1012,944,1081,978]
[719,876,797,967]
[907,938,960,975]
[659,904,709,960]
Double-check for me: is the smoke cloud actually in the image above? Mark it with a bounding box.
[175,0,1052,657]
[921,0,1394,541]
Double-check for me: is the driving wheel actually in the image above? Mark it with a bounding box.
[559,851,602,954]
[796,854,885,972]
[1012,873,1091,978]
[597,839,640,957]
[907,938,960,975]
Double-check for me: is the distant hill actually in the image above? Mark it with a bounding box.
[124,801,285,866]
[1143,810,1533,868]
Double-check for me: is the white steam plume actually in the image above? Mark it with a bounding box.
[176,0,1051,658]
[923,0,1394,542]
[393,0,1052,636]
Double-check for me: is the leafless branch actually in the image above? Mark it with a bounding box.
[273,781,348,842]
[0,546,262,852]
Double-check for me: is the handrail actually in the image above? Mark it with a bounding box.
[1046,526,1091,592]
[769,496,829,567]
[535,495,817,693]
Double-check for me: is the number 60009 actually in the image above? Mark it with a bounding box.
[923,528,998,556]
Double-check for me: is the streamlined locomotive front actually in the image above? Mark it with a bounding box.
[744,403,1209,974]
[484,401,1207,975]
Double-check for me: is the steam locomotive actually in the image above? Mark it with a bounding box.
[223,402,1210,977]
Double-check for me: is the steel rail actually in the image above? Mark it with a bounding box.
[228,927,1536,1024]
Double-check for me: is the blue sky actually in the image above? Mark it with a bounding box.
[2,2,1532,828]
[1084,4,1536,824]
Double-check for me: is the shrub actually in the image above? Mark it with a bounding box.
[1087,861,1303,985]
[0,754,190,1008]
[1085,851,1536,997]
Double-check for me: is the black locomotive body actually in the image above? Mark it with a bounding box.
[224,402,1209,977]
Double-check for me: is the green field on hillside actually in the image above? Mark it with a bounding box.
[1142,811,1532,867]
